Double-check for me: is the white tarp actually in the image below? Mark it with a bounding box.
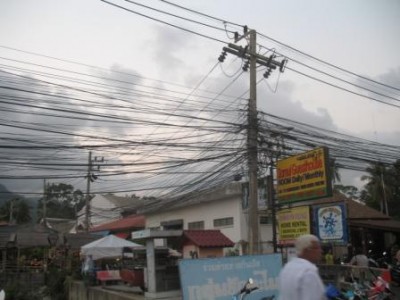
[80,234,142,260]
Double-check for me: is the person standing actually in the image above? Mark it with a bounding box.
[349,248,369,267]
[324,249,334,265]
[278,234,327,300]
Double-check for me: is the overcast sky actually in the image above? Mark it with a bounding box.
[0,0,399,197]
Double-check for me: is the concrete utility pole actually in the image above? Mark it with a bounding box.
[43,179,47,227]
[247,30,259,254]
[219,28,287,254]
[85,151,92,232]
[9,197,14,224]
[84,152,103,232]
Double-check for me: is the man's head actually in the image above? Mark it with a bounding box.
[295,234,322,263]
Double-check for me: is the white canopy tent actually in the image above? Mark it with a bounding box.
[80,234,142,260]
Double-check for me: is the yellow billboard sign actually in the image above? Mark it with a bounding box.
[278,206,310,244]
[276,147,332,203]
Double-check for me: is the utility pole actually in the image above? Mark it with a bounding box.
[84,151,103,232]
[43,179,47,227]
[85,151,92,232]
[9,198,14,224]
[381,172,389,215]
[218,27,287,255]
[247,29,259,254]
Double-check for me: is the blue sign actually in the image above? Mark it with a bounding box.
[313,202,348,244]
[178,254,281,300]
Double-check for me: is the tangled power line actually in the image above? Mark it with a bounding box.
[0,0,399,200]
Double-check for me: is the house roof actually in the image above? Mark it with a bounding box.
[299,192,400,232]
[90,214,145,232]
[42,218,76,233]
[183,230,234,248]
[63,232,102,250]
[345,199,390,220]
[15,223,59,248]
[349,219,400,232]
[294,192,390,220]
[0,224,17,248]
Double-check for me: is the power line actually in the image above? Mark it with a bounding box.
[123,0,236,33]
[159,0,244,27]
[257,32,400,93]
[286,66,400,109]
[100,0,226,43]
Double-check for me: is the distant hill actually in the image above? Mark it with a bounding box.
[0,183,18,206]
[0,183,40,223]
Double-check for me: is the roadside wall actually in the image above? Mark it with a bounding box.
[69,281,142,300]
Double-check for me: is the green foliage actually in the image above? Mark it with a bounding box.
[28,247,45,259]
[361,160,400,219]
[0,197,32,224]
[334,184,360,199]
[330,158,341,184]
[43,268,68,300]
[37,183,84,219]
[4,281,43,300]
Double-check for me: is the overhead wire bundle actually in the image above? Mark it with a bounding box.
[0,0,398,203]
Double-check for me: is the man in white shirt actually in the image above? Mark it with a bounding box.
[278,234,327,300]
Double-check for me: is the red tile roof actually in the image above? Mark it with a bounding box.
[183,230,234,248]
[90,215,145,232]
[115,232,130,239]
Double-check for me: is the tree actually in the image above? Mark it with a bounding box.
[334,184,360,200]
[361,162,390,214]
[330,158,341,184]
[0,197,32,224]
[386,159,400,218]
[37,183,84,220]
[361,160,400,218]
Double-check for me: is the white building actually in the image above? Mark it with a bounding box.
[139,182,274,254]
[76,194,143,231]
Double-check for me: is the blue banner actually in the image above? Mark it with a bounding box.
[178,254,281,300]
[313,202,348,244]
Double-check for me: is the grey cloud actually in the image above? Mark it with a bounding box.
[151,27,187,75]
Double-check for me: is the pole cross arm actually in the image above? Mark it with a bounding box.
[227,43,287,72]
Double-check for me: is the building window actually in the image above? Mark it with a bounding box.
[213,217,234,228]
[161,219,183,230]
[188,221,204,229]
[260,216,272,225]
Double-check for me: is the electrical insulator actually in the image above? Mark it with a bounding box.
[242,59,250,72]
[218,51,227,62]
[240,46,248,58]
[263,68,272,78]
[280,59,288,72]
[266,54,276,68]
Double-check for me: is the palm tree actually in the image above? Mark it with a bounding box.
[361,162,390,215]
[330,158,341,184]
